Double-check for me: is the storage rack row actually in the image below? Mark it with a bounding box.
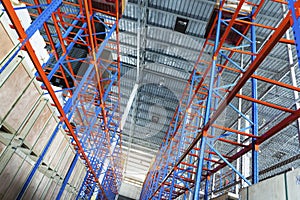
[141,0,300,199]
[0,0,123,199]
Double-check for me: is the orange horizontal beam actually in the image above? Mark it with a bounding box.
[235,19,276,30]
[212,124,259,138]
[252,74,300,92]
[236,93,295,113]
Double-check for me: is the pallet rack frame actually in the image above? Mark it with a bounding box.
[0,0,123,199]
[141,0,300,199]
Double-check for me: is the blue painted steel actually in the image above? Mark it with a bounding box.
[168,70,197,199]
[25,0,62,39]
[43,87,76,95]
[0,43,22,73]
[60,63,78,82]
[77,131,106,199]
[168,171,176,200]
[204,74,221,199]
[61,58,86,64]
[221,20,252,43]
[193,2,223,198]
[154,107,181,199]
[206,142,252,185]
[18,60,97,199]
[96,137,121,197]
[64,72,96,126]
[212,88,253,125]
[289,0,300,67]
[75,54,118,199]
[20,14,116,200]
[157,155,168,198]
[103,71,118,101]
[0,4,49,11]
[2,1,121,199]
[57,154,79,199]
[289,0,300,146]
[0,0,62,73]
[251,10,259,184]
[63,22,116,115]
[76,171,90,200]
[229,44,251,50]
[46,23,87,81]
[17,123,62,200]
[39,13,82,72]
[219,51,246,72]
[214,83,236,90]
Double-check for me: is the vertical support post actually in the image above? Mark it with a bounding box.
[136,0,141,82]
[57,154,79,199]
[251,10,259,184]
[193,2,223,198]
[288,0,300,66]
[242,116,251,187]
[204,73,221,199]
[283,3,300,145]
[236,44,244,194]
[169,71,197,199]
[211,173,216,198]
[158,137,175,198]
[157,107,181,199]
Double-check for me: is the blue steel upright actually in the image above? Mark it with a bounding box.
[251,9,259,184]
[193,1,223,199]
[289,0,300,67]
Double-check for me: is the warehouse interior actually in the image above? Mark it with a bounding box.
[1,0,300,199]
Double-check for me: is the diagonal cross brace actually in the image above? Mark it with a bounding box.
[206,141,252,186]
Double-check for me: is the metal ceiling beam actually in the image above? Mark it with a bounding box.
[119,48,279,78]
[119,55,190,80]
[116,31,203,59]
[127,1,208,25]
[117,31,283,76]
[119,87,180,107]
[121,16,204,42]
[122,118,170,133]
[120,66,187,89]
[122,141,157,154]
[126,1,284,40]
[124,173,147,183]
[126,155,153,166]
[120,83,139,130]
[124,162,149,172]
[119,91,182,108]
[120,1,146,176]
[125,158,152,169]
[122,133,162,147]
[122,126,166,141]
[122,144,159,157]
[117,45,198,74]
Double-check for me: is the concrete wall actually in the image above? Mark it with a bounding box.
[240,168,300,200]
[118,182,142,200]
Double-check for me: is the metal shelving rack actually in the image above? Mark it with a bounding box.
[141,0,300,199]
[0,0,123,199]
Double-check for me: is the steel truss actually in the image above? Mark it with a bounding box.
[0,0,123,199]
[141,1,300,199]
